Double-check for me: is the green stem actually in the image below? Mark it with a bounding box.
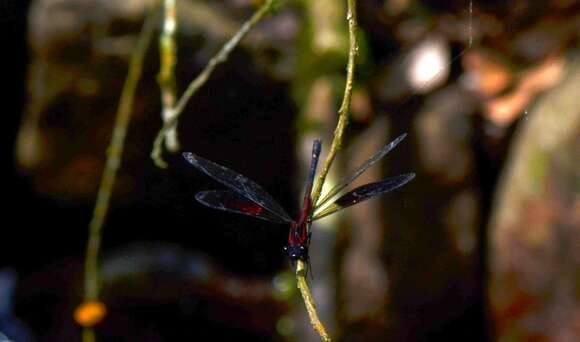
[82,5,158,339]
[297,1,358,341]
[296,260,331,342]
[310,0,358,207]
[151,0,276,168]
[158,0,179,152]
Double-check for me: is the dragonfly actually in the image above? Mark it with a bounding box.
[183,134,415,263]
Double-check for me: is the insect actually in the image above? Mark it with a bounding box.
[183,134,415,263]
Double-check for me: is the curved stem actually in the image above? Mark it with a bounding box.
[151,0,276,168]
[310,0,358,206]
[82,4,158,341]
[298,1,358,340]
[296,260,331,342]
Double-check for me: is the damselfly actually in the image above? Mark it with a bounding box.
[183,134,415,263]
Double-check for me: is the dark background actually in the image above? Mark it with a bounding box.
[2,1,578,341]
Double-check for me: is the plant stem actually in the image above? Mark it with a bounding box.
[82,5,158,341]
[151,0,276,168]
[158,0,179,152]
[310,0,358,207]
[297,1,358,341]
[296,260,331,342]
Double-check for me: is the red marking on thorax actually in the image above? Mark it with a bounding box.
[288,197,312,246]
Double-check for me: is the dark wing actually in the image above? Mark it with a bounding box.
[183,152,293,224]
[315,133,407,209]
[313,173,415,220]
[196,190,289,223]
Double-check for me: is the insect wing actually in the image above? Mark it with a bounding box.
[196,190,289,223]
[316,133,408,209]
[183,152,293,223]
[313,173,415,220]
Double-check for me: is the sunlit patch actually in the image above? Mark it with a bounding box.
[406,35,450,93]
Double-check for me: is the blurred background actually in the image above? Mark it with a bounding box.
[2,0,579,341]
